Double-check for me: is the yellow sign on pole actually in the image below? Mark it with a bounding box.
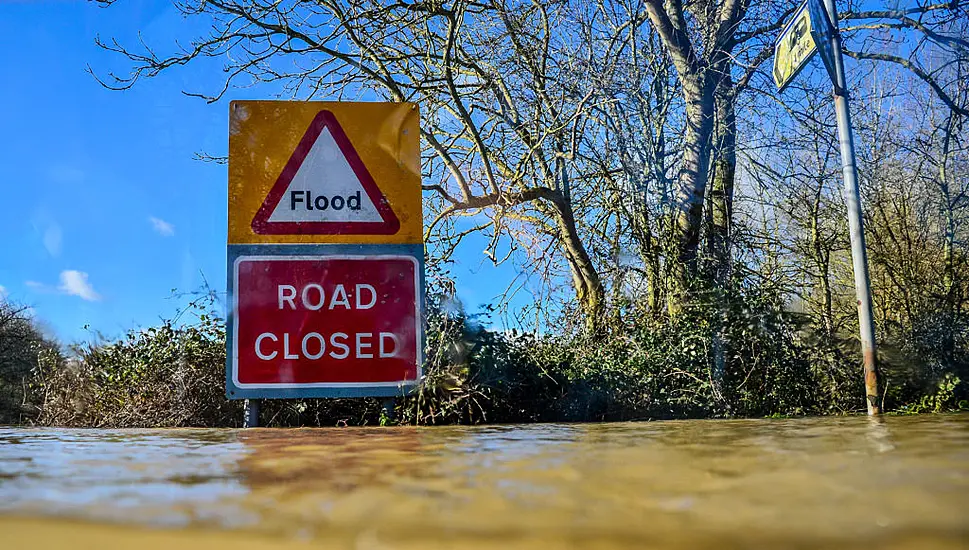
[228,101,422,245]
[773,2,817,91]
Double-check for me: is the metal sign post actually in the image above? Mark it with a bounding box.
[776,0,882,414]
[817,0,881,415]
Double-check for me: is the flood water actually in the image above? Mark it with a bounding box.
[1,415,967,549]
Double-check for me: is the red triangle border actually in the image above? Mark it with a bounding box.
[251,110,401,236]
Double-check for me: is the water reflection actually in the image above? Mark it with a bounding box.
[0,429,249,527]
[0,415,967,548]
[237,428,427,490]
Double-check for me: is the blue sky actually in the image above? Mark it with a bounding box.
[0,0,532,343]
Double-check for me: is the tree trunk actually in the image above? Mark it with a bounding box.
[669,85,716,312]
[710,83,736,286]
[939,113,956,360]
[645,236,663,314]
[814,244,835,337]
[551,195,606,330]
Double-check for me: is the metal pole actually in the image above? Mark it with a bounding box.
[822,0,881,415]
[243,399,260,428]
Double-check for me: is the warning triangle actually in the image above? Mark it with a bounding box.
[251,110,400,235]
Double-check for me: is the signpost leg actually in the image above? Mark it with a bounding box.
[243,399,260,428]
[822,0,882,415]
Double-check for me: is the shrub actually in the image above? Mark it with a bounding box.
[24,278,969,427]
[538,282,838,421]
[0,298,59,424]
[34,303,238,428]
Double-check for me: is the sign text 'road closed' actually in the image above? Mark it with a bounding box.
[231,256,420,387]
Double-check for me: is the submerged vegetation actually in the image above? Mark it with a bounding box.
[2,267,966,427]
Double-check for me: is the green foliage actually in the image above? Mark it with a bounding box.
[896,374,965,415]
[20,272,969,427]
[34,298,240,428]
[538,281,834,420]
[398,275,861,423]
[399,309,565,425]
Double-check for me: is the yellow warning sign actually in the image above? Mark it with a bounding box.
[228,101,421,244]
[774,2,817,91]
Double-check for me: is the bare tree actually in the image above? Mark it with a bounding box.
[91,0,969,328]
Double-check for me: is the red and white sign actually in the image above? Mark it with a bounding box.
[250,110,401,236]
[231,255,421,388]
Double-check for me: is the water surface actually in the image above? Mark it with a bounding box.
[1,415,967,548]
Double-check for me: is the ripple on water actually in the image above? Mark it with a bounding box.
[0,415,967,548]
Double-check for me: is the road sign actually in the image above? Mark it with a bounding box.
[773,2,817,91]
[228,101,421,244]
[226,244,424,399]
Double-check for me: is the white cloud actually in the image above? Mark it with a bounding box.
[0,285,7,299]
[25,280,47,291]
[149,216,175,237]
[58,270,101,302]
[43,223,62,257]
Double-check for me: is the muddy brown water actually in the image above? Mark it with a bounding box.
[1,415,967,549]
